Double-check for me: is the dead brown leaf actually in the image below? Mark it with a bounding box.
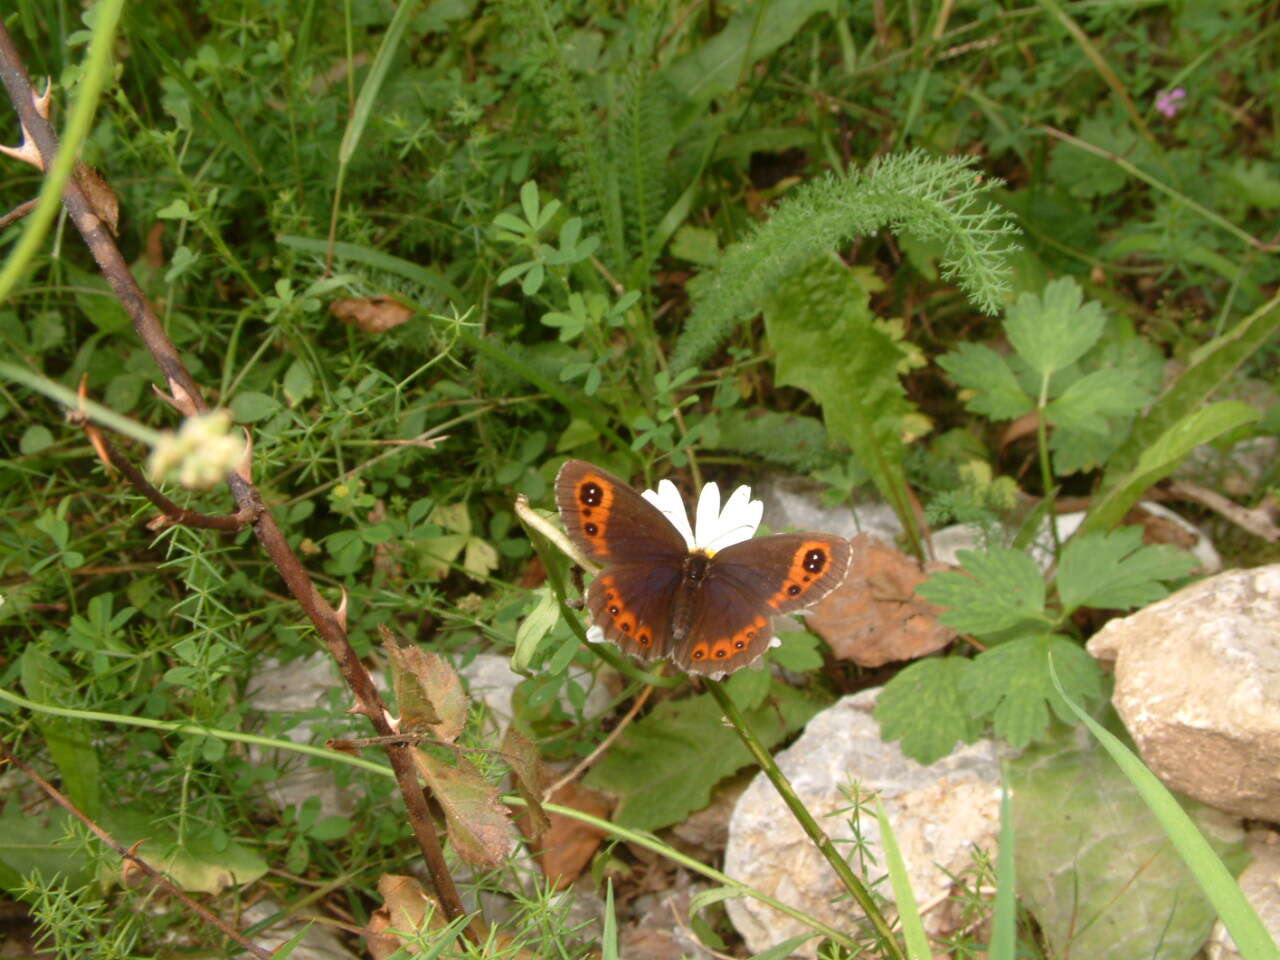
[527,781,611,890]
[500,726,549,839]
[807,533,956,667]
[365,874,451,959]
[76,163,119,235]
[385,643,467,742]
[414,749,515,868]
[330,296,411,333]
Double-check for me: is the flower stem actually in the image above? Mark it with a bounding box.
[706,679,906,960]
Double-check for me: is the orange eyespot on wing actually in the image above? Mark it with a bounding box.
[686,613,770,668]
[586,566,680,662]
[555,460,688,565]
[710,534,852,616]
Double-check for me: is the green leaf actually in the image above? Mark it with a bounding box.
[20,647,100,820]
[584,682,826,830]
[230,390,281,423]
[1004,277,1105,378]
[1082,400,1260,534]
[765,255,922,553]
[1009,718,1252,960]
[512,587,560,672]
[0,805,89,891]
[723,665,771,711]
[770,630,825,672]
[1056,527,1197,615]
[915,547,1048,635]
[1098,296,1280,498]
[661,0,833,108]
[19,424,54,454]
[282,360,313,406]
[962,635,1102,748]
[936,343,1033,420]
[1044,366,1153,435]
[875,657,979,764]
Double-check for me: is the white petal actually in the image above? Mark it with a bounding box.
[701,484,764,553]
[641,478,695,549]
[693,481,722,550]
[585,624,606,644]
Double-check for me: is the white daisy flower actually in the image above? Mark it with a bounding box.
[641,476,764,555]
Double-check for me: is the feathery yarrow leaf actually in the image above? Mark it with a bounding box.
[671,151,1019,370]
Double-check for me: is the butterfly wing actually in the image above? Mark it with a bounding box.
[555,460,688,564]
[673,534,852,675]
[556,460,689,662]
[586,563,681,661]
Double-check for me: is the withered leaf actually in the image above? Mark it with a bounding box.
[330,296,411,333]
[365,874,450,960]
[529,781,610,890]
[500,726,549,839]
[806,533,956,667]
[385,643,467,742]
[414,749,515,868]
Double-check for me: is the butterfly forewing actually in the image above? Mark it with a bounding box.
[710,534,852,616]
[555,460,688,565]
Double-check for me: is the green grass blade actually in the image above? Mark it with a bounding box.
[1098,292,1280,497]
[989,784,1017,960]
[0,0,125,303]
[877,799,934,960]
[1048,659,1280,960]
[336,0,418,166]
[1081,400,1259,534]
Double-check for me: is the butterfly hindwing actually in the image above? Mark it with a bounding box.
[555,460,687,565]
[586,563,681,661]
[670,534,850,675]
[672,572,776,675]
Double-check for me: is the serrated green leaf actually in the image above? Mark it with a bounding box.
[916,547,1048,635]
[1009,721,1249,960]
[1005,277,1105,377]
[936,343,1034,420]
[962,635,1102,747]
[1056,527,1197,615]
[764,255,922,552]
[875,657,979,764]
[583,682,826,830]
[1045,366,1153,435]
[1083,400,1260,534]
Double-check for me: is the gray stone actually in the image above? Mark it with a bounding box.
[1088,565,1280,820]
[724,689,1004,956]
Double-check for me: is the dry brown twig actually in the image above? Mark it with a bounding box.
[0,23,479,944]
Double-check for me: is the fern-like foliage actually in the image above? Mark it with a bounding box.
[610,63,676,282]
[713,410,834,471]
[670,151,1020,371]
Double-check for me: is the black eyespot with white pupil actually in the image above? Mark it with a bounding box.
[787,584,801,595]
[579,482,603,507]
[803,549,826,573]
[585,522,599,536]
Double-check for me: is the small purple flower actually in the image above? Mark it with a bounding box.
[1155,87,1187,118]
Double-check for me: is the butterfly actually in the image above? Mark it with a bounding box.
[555,460,852,676]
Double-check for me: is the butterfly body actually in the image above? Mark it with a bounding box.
[556,460,851,676]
